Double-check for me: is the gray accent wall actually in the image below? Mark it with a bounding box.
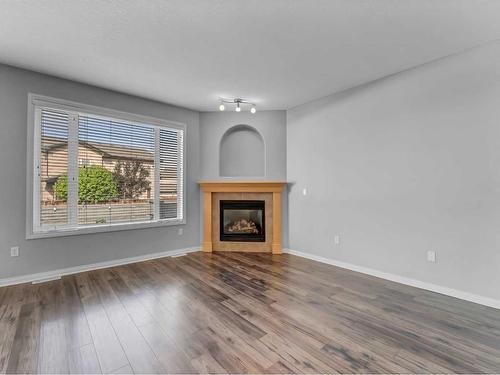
[199,111,288,246]
[287,42,500,300]
[199,111,287,181]
[0,64,201,280]
[220,125,265,177]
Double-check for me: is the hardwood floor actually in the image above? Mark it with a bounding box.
[1,252,500,374]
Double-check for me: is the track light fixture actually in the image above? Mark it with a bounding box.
[218,98,257,113]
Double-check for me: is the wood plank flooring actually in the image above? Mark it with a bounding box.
[1,251,500,374]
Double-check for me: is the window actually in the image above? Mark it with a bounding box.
[28,95,185,238]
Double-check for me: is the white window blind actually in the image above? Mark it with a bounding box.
[32,99,185,236]
[39,109,70,229]
[159,128,184,220]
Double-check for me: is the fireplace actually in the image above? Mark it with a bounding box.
[199,181,285,253]
[220,200,265,242]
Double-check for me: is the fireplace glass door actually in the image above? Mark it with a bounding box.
[220,200,265,242]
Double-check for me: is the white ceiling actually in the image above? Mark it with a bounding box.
[1,0,500,111]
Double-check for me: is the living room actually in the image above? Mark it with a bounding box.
[0,1,499,374]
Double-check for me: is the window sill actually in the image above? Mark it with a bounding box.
[27,218,186,240]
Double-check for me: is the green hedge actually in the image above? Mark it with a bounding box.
[54,166,118,203]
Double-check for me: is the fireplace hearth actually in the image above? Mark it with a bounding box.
[220,200,265,242]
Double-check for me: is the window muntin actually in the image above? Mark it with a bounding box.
[32,99,185,235]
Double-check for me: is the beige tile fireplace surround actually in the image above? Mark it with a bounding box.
[198,181,286,254]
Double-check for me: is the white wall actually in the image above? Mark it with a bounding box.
[199,110,288,246]
[287,42,500,301]
[0,64,201,280]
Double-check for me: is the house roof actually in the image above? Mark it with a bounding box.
[42,136,154,162]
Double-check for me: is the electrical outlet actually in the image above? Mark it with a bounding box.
[427,250,436,263]
[302,188,308,196]
[10,246,19,257]
[178,228,183,236]
[334,235,340,245]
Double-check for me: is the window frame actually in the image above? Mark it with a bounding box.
[26,93,187,239]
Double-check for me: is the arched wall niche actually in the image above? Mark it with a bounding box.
[219,124,265,177]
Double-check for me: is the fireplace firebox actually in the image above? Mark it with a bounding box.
[220,200,265,242]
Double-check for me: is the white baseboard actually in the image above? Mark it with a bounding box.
[0,246,201,287]
[283,248,500,310]
[4,246,498,311]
